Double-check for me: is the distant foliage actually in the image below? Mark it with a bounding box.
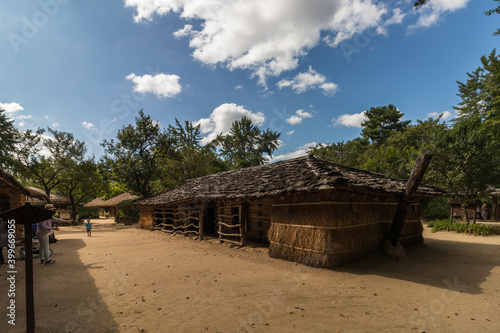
[421,197,450,221]
[78,207,100,219]
[427,219,499,236]
[116,199,140,221]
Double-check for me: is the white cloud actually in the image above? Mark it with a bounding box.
[296,110,313,118]
[286,115,303,125]
[124,0,399,86]
[126,73,182,98]
[82,122,96,131]
[52,123,60,127]
[409,0,470,31]
[173,24,193,38]
[277,67,338,95]
[194,103,266,144]
[332,111,368,128]
[271,142,317,162]
[286,109,314,125]
[18,121,26,127]
[14,114,32,120]
[286,130,294,136]
[0,101,24,113]
[427,110,457,120]
[44,115,49,119]
[235,85,244,90]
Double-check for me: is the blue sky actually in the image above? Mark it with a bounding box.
[0,0,498,160]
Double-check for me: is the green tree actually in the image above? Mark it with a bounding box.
[361,105,410,146]
[101,110,176,197]
[212,117,281,169]
[56,158,103,219]
[361,117,447,179]
[161,119,226,187]
[308,138,368,167]
[431,115,500,222]
[15,128,86,200]
[0,109,18,170]
[485,0,500,35]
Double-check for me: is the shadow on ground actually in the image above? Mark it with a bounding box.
[0,238,119,333]
[337,236,500,295]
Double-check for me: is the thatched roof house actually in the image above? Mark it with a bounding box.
[25,186,71,208]
[85,192,138,217]
[84,197,106,207]
[0,169,30,212]
[134,156,444,267]
[0,169,31,240]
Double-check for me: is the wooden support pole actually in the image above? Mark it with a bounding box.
[239,203,246,246]
[386,153,433,246]
[199,205,204,241]
[25,226,35,333]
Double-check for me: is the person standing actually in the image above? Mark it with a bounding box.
[37,204,62,265]
[481,202,489,222]
[85,219,92,237]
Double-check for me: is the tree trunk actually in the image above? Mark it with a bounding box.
[385,153,433,246]
[461,202,469,224]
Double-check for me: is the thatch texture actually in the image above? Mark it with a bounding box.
[101,192,138,207]
[268,190,424,267]
[84,197,106,207]
[0,169,30,195]
[134,156,445,207]
[25,186,70,208]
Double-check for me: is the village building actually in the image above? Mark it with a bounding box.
[134,156,444,267]
[84,192,138,217]
[25,186,71,209]
[0,169,31,240]
[447,186,500,222]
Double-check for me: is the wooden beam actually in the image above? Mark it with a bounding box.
[385,153,433,246]
[199,205,204,241]
[25,226,35,333]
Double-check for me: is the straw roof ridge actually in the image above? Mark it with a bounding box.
[0,169,30,195]
[25,186,71,206]
[487,185,500,196]
[101,192,139,207]
[83,196,106,207]
[134,155,445,206]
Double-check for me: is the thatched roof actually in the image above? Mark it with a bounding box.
[84,196,106,207]
[487,186,500,196]
[0,169,30,195]
[100,192,138,207]
[135,155,445,206]
[25,186,71,207]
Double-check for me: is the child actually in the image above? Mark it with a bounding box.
[85,219,92,237]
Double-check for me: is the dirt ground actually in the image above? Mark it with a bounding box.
[1,218,500,333]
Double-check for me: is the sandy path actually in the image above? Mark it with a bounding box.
[1,219,500,333]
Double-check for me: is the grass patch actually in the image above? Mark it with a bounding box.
[427,219,500,236]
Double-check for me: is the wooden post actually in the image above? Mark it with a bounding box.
[239,202,246,246]
[199,203,204,241]
[25,225,35,333]
[386,153,433,246]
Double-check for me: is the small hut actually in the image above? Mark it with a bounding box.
[134,156,444,267]
[26,186,71,208]
[83,197,106,216]
[447,199,483,221]
[85,192,138,217]
[0,169,31,239]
